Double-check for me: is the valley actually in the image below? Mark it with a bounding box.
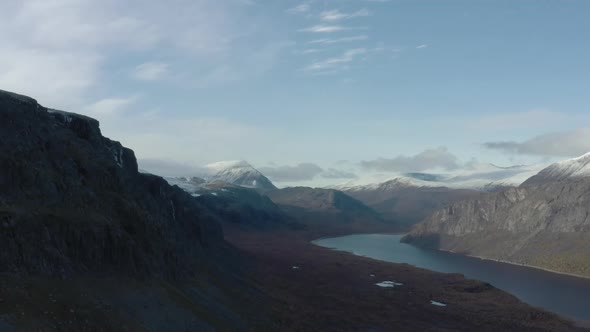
[1,88,588,331]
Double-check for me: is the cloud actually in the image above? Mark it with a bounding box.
[304,48,367,73]
[259,163,324,182]
[100,112,272,165]
[301,48,322,54]
[287,3,312,14]
[320,9,370,22]
[466,109,567,131]
[83,96,138,116]
[138,159,205,177]
[310,35,368,44]
[300,25,350,33]
[0,0,286,108]
[416,44,428,49]
[321,168,358,179]
[0,46,100,109]
[483,128,590,157]
[133,62,169,81]
[361,147,460,172]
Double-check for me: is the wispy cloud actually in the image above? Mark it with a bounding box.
[416,44,428,49]
[304,48,367,73]
[483,128,590,157]
[287,3,312,14]
[361,147,460,172]
[301,48,322,54]
[259,163,324,182]
[133,62,169,81]
[310,35,368,44]
[84,96,138,116]
[0,1,288,109]
[320,9,370,22]
[300,25,357,33]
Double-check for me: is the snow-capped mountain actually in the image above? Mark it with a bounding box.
[523,152,590,185]
[206,160,277,190]
[159,160,277,192]
[333,163,542,192]
[164,176,206,196]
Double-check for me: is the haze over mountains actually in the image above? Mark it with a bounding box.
[153,157,550,229]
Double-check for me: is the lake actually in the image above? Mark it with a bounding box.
[313,234,590,322]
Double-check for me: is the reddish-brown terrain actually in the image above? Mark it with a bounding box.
[226,228,587,332]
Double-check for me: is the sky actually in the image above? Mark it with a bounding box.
[1,0,590,186]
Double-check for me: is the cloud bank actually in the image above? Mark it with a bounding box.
[483,128,590,157]
[361,147,460,172]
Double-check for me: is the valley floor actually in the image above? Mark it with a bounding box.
[226,229,587,332]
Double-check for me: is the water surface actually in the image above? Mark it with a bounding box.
[313,234,590,322]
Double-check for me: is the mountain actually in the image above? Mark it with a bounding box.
[206,160,277,191]
[334,163,541,192]
[523,153,590,185]
[264,187,394,235]
[0,89,267,330]
[191,183,293,230]
[338,179,480,227]
[402,152,590,278]
[267,187,376,214]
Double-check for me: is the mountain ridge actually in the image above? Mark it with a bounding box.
[403,152,590,278]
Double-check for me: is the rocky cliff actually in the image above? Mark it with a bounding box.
[0,89,232,278]
[0,89,273,331]
[402,173,590,277]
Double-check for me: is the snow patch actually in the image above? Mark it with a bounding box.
[430,300,447,307]
[375,281,403,288]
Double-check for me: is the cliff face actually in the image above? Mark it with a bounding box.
[0,89,227,278]
[402,179,590,277]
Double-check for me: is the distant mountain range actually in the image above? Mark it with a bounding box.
[403,152,590,278]
[159,159,548,229]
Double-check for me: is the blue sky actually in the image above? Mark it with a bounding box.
[1,0,590,184]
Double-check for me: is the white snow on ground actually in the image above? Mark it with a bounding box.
[430,300,447,307]
[533,152,590,180]
[375,281,403,288]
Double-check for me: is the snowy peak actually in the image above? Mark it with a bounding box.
[207,160,277,191]
[524,152,590,185]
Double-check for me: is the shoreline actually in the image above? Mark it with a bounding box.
[315,232,590,281]
[449,250,590,281]
[312,233,590,328]
[227,231,581,331]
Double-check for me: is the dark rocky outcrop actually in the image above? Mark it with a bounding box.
[0,89,228,278]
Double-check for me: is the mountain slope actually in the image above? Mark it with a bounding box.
[523,153,590,185]
[403,153,590,277]
[0,89,267,330]
[264,187,396,235]
[206,160,277,191]
[341,179,480,227]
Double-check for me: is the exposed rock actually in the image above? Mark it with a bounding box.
[403,175,590,277]
[0,89,228,278]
